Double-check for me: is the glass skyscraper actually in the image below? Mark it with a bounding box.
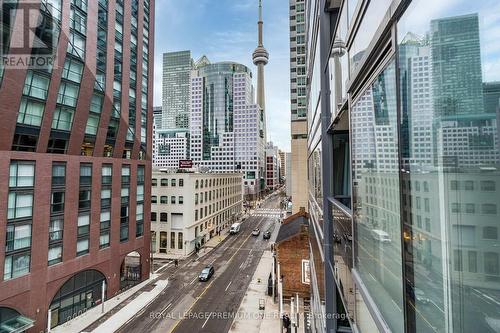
[305,0,500,332]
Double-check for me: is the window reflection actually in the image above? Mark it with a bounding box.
[352,59,404,333]
[398,1,500,332]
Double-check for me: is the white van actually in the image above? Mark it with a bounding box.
[371,229,391,243]
[230,223,241,234]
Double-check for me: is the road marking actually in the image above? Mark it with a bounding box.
[154,261,173,274]
[167,215,268,333]
[160,302,173,316]
[201,313,211,328]
[225,281,232,291]
[190,277,197,285]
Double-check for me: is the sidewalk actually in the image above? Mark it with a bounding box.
[228,251,306,333]
[52,273,161,333]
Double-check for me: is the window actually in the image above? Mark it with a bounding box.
[483,227,498,240]
[179,179,184,187]
[51,191,65,214]
[52,163,66,186]
[102,165,112,185]
[9,161,35,187]
[137,165,145,184]
[151,195,157,204]
[48,245,63,265]
[481,181,496,192]
[482,204,497,215]
[49,219,63,241]
[5,224,31,251]
[179,196,184,204]
[17,98,45,126]
[62,58,84,82]
[171,196,176,204]
[101,189,111,207]
[7,192,33,220]
[80,164,92,185]
[137,185,144,202]
[121,165,130,184]
[171,179,176,187]
[160,212,167,222]
[161,178,168,186]
[57,81,79,107]
[136,204,144,221]
[121,187,129,204]
[76,239,89,256]
[151,212,157,221]
[466,203,475,214]
[79,190,91,210]
[100,232,110,249]
[195,180,199,189]
[170,232,175,249]
[178,232,183,250]
[23,71,50,100]
[68,31,85,59]
[85,115,99,135]
[77,214,90,236]
[100,210,111,230]
[464,181,474,191]
[152,178,157,186]
[51,106,75,131]
[484,252,499,275]
[3,253,30,280]
[160,196,168,204]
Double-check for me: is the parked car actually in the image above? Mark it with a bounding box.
[263,231,271,239]
[252,228,261,236]
[199,265,215,281]
[414,288,430,304]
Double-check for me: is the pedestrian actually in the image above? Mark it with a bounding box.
[174,259,178,267]
[282,314,291,333]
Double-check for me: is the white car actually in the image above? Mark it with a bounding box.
[252,228,260,236]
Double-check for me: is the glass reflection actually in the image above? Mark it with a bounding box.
[351,60,404,333]
[398,1,500,332]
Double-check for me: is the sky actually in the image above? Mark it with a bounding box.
[154,0,291,152]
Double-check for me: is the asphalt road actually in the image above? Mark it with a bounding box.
[116,194,282,333]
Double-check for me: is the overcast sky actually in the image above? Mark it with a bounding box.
[153,0,291,152]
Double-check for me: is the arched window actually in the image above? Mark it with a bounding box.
[0,307,34,332]
[49,270,106,328]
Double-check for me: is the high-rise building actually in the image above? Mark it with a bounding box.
[162,50,193,130]
[305,0,500,332]
[290,0,308,213]
[285,152,292,197]
[278,149,286,182]
[266,142,280,190]
[0,0,154,331]
[190,59,266,199]
[153,106,162,130]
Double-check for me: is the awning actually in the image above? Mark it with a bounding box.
[0,315,35,333]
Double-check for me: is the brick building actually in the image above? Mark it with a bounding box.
[275,209,310,298]
[0,0,154,331]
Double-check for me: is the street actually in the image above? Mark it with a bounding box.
[115,194,282,333]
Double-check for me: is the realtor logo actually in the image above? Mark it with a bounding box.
[1,0,60,70]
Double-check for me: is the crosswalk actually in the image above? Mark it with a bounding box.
[251,208,283,218]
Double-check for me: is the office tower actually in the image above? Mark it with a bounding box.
[278,149,286,182]
[153,106,162,130]
[190,58,266,199]
[290,0,308,213]
[162,51,193,130]
[305,0,500,332]
[0,0,154,331]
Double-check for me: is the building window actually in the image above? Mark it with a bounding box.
[151,195,157,204]
[178,232,183,249]
[482,204,497,215]
[161,178,168,186]
[483,227,498,240]
[80,164,92,186]
[160,212,167,222]
[79,190,91,210]
[179,179,184,187]
[481,181,496,192]
[76,239,89,256]
[49,219,63,242]
[152,178,157,186]
[52,163,66,187]
[170,232,175,249]
[179,196,184,204]
[102,165,112,185]
[7,192,33,220]
[121,165,130,184]
[151,212,157,221]
[5,224,31,252]
[160,196,167,204]
[9,161,35,188]
[48,245,63,265]
[101,189,111,207]
[17,98,45,127]
[137,185,144,202]
[77,214,90,236]
[3,253,30,280]
[171,196,176,204]
[51,191,65,214]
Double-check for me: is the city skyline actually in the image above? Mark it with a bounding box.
[154,0,292,151]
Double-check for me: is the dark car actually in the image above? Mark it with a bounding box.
[263,231,272,239]
[199,265,215,281]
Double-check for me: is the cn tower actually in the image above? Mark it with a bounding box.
[252,0,269,113]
